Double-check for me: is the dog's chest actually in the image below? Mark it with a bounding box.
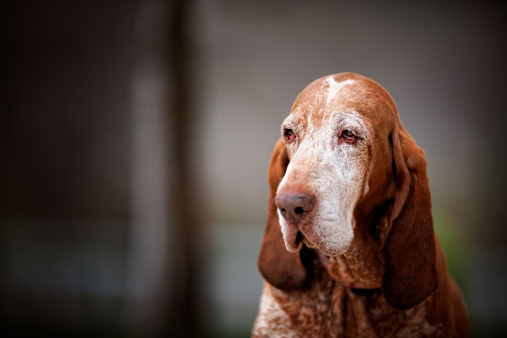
[254,279,441,338]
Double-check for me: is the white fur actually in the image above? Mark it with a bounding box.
[325,77,355,106]
[278,101,370,256]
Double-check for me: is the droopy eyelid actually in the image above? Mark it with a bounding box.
[281,120,297,134]
[336,118,368,140]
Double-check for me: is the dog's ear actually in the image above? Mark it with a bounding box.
[258,138,307,290]
[380,127,439,310]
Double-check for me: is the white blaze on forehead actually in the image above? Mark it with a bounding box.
[325,77,355,106]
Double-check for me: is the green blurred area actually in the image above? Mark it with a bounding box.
[433,208,468,285]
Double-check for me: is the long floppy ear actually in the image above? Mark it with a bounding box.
[380,127,439,310]
[258,138,307,290]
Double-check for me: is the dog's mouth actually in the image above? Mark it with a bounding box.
[299,231,330,254]
[297,230,318,252]
[289,226,347,261]
[296,230,331,271]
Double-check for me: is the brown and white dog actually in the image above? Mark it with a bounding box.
[253,73,470,337]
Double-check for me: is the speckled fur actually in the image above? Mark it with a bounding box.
[253,258,445,338]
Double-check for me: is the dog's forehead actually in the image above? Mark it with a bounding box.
[288,73,396,129]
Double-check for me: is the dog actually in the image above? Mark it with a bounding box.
[253,73,470,337]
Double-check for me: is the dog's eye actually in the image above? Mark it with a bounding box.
[284,129,296,142]
[341,129,357,142]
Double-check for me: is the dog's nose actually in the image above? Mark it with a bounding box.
[275,191,315,222]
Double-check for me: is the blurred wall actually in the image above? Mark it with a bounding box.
[1,1,139,336]
[1,1,200,337]
[1,1,507,337]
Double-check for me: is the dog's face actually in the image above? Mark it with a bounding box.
[276,74,394,258]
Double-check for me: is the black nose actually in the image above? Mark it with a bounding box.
[275,191,315,222]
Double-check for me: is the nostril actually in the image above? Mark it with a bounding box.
[294,207,304,214]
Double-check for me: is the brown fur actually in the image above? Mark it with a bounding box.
[253,73,470,337]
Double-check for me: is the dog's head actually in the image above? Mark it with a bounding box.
[258,73,438,310]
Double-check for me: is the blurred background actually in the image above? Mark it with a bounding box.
[1,0,507,337]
